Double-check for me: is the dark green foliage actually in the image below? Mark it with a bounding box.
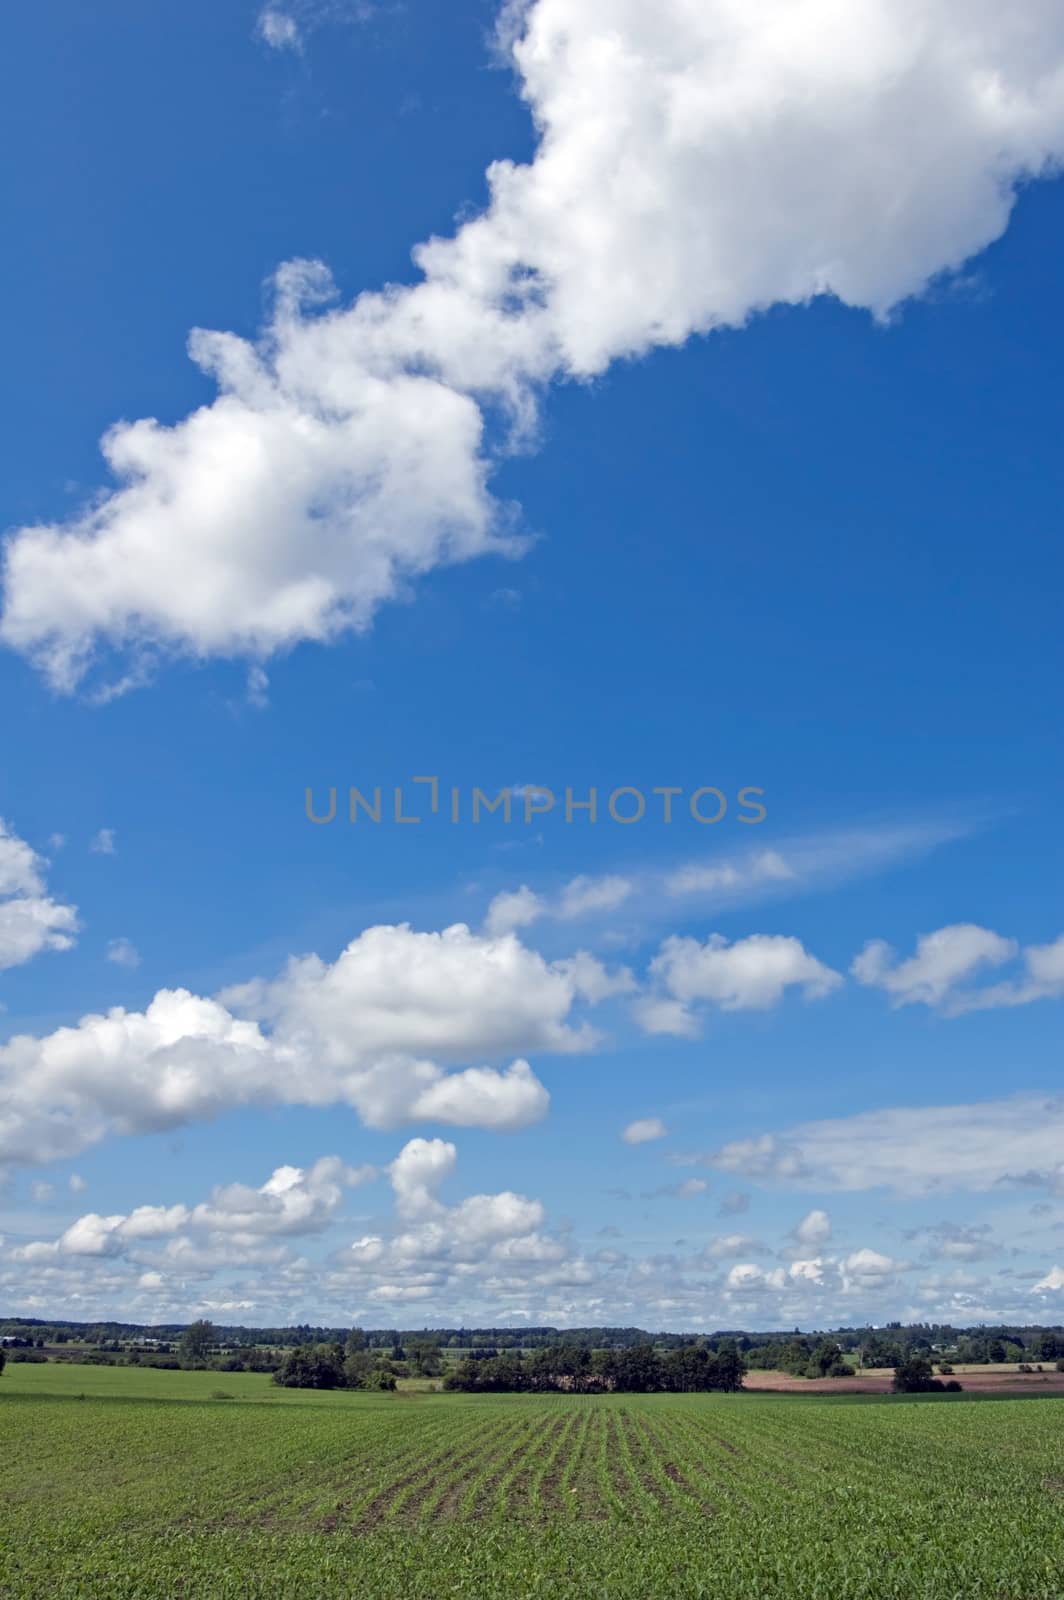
[177,1320,216,1367]
[406,1339,443,1377]
[892,1356,963,1394]
[443,1340,744,1393]
[273,1344,347,1389]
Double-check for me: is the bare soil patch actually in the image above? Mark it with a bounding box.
[744,1366,1064,1395]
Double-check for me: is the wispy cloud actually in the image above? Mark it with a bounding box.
[699,1094,1064,1197]
[256,0,374,54]
[484,817,975,943]
[106,937,141,970]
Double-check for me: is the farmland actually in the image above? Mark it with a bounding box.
[4,1362,1064,1598]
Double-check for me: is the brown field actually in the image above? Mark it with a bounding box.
[745,1362,1064,1395]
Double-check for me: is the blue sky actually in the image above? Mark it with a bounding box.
[1,0,1064,1330]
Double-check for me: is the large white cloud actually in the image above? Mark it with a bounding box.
[0,820,78,972]
[5,2,1064,689]
[0,922,617,1169]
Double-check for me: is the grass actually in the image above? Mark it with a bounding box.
[4,1361,1064,1597]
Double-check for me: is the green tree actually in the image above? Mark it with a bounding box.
[177,1320,216,1366]
[273,1343,345,1389]
[407,1339,443,1377]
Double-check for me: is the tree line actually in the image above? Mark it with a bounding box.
[442,1341,745,1393]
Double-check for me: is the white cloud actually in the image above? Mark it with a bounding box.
[788,1258,825,1285]
[1034,1266,1064,1292]
[950,932,1064,1013]
[708,1093,1064,1196]
[0,922,610,1168]
[842,1247,905,1281]
[0,820,78,973]
[622,1117,667,1145]
[793,1208,832,1249]
[853,923,1064,1012]
[256,1,373,53]
[557,875,633,919]
[484,885,543,936]
[90,829,116,855]
[665,851,793,898]
[106,938,141,970]
[7,3,1064,690]
[852,923,1017,1006]
[257,9,303,51]
[388,1137,457,1218]
[705,1233,762,1258]
[485,873,632,936]
[637,931,842,1032]
[68,1173,87,1194]
[12,1155,375,1265]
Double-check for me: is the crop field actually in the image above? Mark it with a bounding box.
[4,1363,1064,1598]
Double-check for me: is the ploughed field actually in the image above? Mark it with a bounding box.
[4,1363,1064,1599]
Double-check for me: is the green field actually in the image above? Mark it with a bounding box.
[4,1362,1064,1598]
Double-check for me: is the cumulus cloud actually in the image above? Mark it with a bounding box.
[791,1208,833,1250]
[0,820,78,972]
[637,931,842,1033]
[0,921,617,1169]
[334,1136,570,1307]
[852,923,1017,1007]
[7,2,1064,690]
[484,885,543,937]
[722,1248,904,1306]
[842,1247,906,1282]
[853,923,1064,1012]
[707,1093,1064,1196]
[622,1117,668,1145]
[12,1155,376,1266]
[1034,1266,1064,1292]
